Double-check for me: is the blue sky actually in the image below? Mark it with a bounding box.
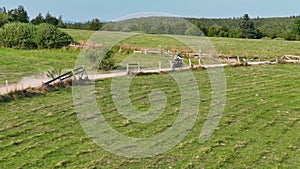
[1,0,300,22]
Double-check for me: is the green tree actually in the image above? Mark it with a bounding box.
[208,25,219,37]
[284,18,300,41]
[35,23,73,48]
[162,23,173,34]
[193,21,208,35]
[87,18,102,30]
[0,7,7,13]
[0,13,12,27]
[185,26,202,36]
[98,49,116,70]
[217,26,229,37]
[31,13,44,25]
[228,29,243,38]
[57,15,65,28]
[85,47,116,71]
[173,22,187,35]
[284,32,297,41]
[242,14,263,39]
[291,18,300,35]
[44,12,59,25]
[8,5,29,23]
[240,14,257,39]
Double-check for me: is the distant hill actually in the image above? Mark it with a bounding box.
[186,16,295,38]
[100,15,300,40]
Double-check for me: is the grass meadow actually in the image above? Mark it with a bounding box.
[0,48,79,83]
[1,64,300,168]
[64,29,300,60]
[2,29,300,83]
[0,29,300,168]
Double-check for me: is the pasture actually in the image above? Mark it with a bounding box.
[0,48,78,83]
[64,29,300,60]
[1,64,300,168]
[0,29,300,168]
[2,30,300,83]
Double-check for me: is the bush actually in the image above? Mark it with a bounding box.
[0,22,73,49]
[228,29,243,38]
[35,23,73,49]
[98,47,116,71]
[98,52,115,71]
[0,22,37,49]
[83,47,116,71]
[0,13,12,27]
[284,32,297,41]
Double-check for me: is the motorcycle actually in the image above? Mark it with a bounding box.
[172,58,184,70]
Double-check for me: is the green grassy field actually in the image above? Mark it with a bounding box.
[63,29,300,60]
[1,30,300,168]
[1,64,300,168]
[210,37,300,60]
[2,29,300,83]
[62,29,95,43]
[0,48,79,83]
[126,35,300,60]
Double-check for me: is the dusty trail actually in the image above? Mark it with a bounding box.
[0,76,51,95]
[0,67,182,95]
[0,61,274,95]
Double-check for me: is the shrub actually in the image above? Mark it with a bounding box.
[0,13,12,27]
[228,29,243,38]
[98,49,115,71]
[284,32,297,41]
[35,23,73,49]
[98,46,120,71]
[0,22,73,49]
[0,22,37,49]
[83,47,116,71]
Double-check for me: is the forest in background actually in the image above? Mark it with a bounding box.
[1,5,300,40]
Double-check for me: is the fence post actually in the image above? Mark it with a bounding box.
[198,59,201,65]
[170,60,173,69]
[138,62,140,72]
[127,64,129,74]
[237,56,240,64]
[189,59,192,67]
[159,61,162,71]
[199,49,201,57]
[5,80,8,93]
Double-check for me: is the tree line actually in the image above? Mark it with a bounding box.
[0,5,104,49]
[102,15,300,41]
[2,5,300,41]
[0,5,103,30]
[186,15,300,40]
